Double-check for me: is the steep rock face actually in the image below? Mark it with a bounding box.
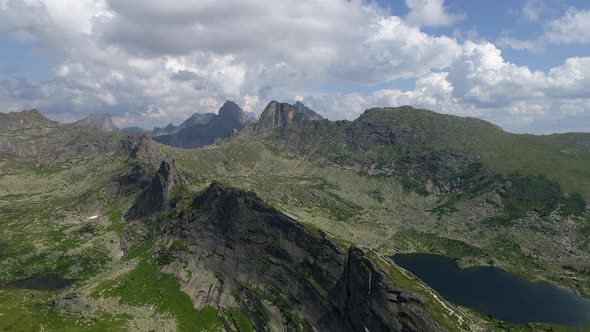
[253,101,324,135]
[153,101,245,148]
[0,109,58,130]
[124,158,177,221]
[72,113,119,132]
[159,183,444,331]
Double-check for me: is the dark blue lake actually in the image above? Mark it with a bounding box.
[392,253,590,327]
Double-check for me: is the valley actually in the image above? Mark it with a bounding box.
[0,102,589,331]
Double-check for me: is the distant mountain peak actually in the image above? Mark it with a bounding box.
[73,113,118,132]
[0,109,58,130]
[153,101,246,149]
[152,113,215,137]
[253,100,324,135]
[218,100,245,125]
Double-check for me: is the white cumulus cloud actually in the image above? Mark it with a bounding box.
[405,0,464,27]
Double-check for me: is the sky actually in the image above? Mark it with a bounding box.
[0,0,589,133]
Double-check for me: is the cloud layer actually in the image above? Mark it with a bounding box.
[0,0,588,133]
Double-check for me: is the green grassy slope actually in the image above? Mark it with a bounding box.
[340,107,590,199]
[162,136,590,299]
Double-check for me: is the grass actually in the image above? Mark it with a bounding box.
[560,193,587,217]
[93,258,224,332]
[123,242,153,261]
[489,173,587,224]
[400,176,430,196]
[0,288,129,331]
[393,230,484,259]
[429,193,462,219]
[223,308,255,332]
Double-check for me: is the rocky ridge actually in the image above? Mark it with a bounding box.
[147,182,449,331]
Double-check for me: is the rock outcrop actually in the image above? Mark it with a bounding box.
[73,113,119,132]
[116,133,165,196]
[121,133,163,167]
[124,158,178,221]
[153,101,245,148]
[253,101,324,135]
[158,182,445,331]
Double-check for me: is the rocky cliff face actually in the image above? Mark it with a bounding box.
[253,101,324,135]
[73,113,119,132]
[155,183,444,331]
[153,101,246,149]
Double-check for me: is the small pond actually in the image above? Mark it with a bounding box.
[2,274,73,292]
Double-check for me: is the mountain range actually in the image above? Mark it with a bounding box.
[0,101,589,331]
[152,101,247,149]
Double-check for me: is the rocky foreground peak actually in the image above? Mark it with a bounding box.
[0,109,58,130]
[73,113,119,132]
[253,100,324,135]
[149,182,443,331]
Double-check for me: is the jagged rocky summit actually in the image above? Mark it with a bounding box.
[253,100,324,135]
[73,113,119,132]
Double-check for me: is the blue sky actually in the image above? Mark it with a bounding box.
[0,37,52,80]
[0,0,589,133]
